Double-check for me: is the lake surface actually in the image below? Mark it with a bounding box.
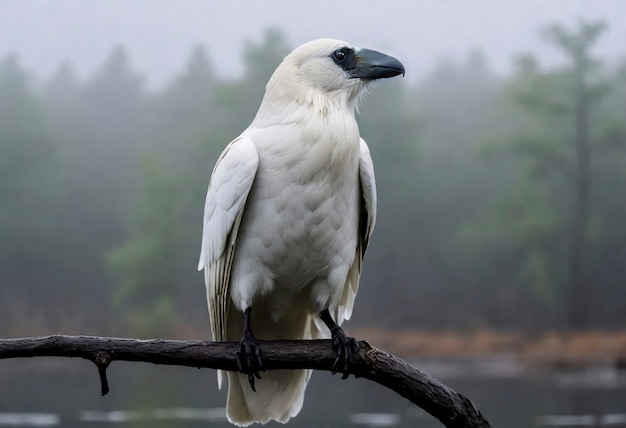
[1,356,625,427]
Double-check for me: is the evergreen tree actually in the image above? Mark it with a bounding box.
[471,20,625,329]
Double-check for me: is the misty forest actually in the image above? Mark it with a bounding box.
[2,20,626,343]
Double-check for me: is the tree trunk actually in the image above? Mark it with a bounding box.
[567,68,591,331]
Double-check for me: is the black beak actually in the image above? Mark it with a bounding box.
[348,48,405,80]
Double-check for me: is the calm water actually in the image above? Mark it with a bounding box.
[1,356,625,427]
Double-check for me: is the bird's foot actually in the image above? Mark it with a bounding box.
[236,332,264,391]
[329,326,359,379]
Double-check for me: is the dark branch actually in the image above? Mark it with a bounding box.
[0,335,491,428]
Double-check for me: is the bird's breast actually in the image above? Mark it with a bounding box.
[238,118,361,289]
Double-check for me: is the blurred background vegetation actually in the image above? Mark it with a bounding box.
[1,21,625,340]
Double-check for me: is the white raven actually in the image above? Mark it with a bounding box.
[198,38,404,425]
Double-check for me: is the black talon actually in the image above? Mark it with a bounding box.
[320,308,359,379]
[237,307,264,391]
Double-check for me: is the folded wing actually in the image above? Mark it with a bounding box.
[198,136,259,347]
[333,138,377,326]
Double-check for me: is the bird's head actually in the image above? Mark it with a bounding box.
[263,38,404,114]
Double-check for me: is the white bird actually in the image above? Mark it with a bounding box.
[198,38,404,426]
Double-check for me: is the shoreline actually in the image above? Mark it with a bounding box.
[348,328,626,370]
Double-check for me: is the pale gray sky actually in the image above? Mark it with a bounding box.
[1,0,625,88]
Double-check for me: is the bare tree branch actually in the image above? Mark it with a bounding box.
[0,335,491,428]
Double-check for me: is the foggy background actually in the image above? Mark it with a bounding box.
[1,0,626,338]
[3,1,626,86]
[2,2,626,427]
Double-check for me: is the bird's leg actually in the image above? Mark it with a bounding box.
[236,307,264,391]
[319,308,359,379]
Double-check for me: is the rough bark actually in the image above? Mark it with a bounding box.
[0,335,491,427]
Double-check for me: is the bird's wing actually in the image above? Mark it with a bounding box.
[336,138,377,324]
[198,136,259,344]
[357,138,377,256]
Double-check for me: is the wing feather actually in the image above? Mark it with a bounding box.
[357,138,377,256]
[336,138,377,324]
[198,136,259,346]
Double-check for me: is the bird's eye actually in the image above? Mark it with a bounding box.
[333,49,346,61]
